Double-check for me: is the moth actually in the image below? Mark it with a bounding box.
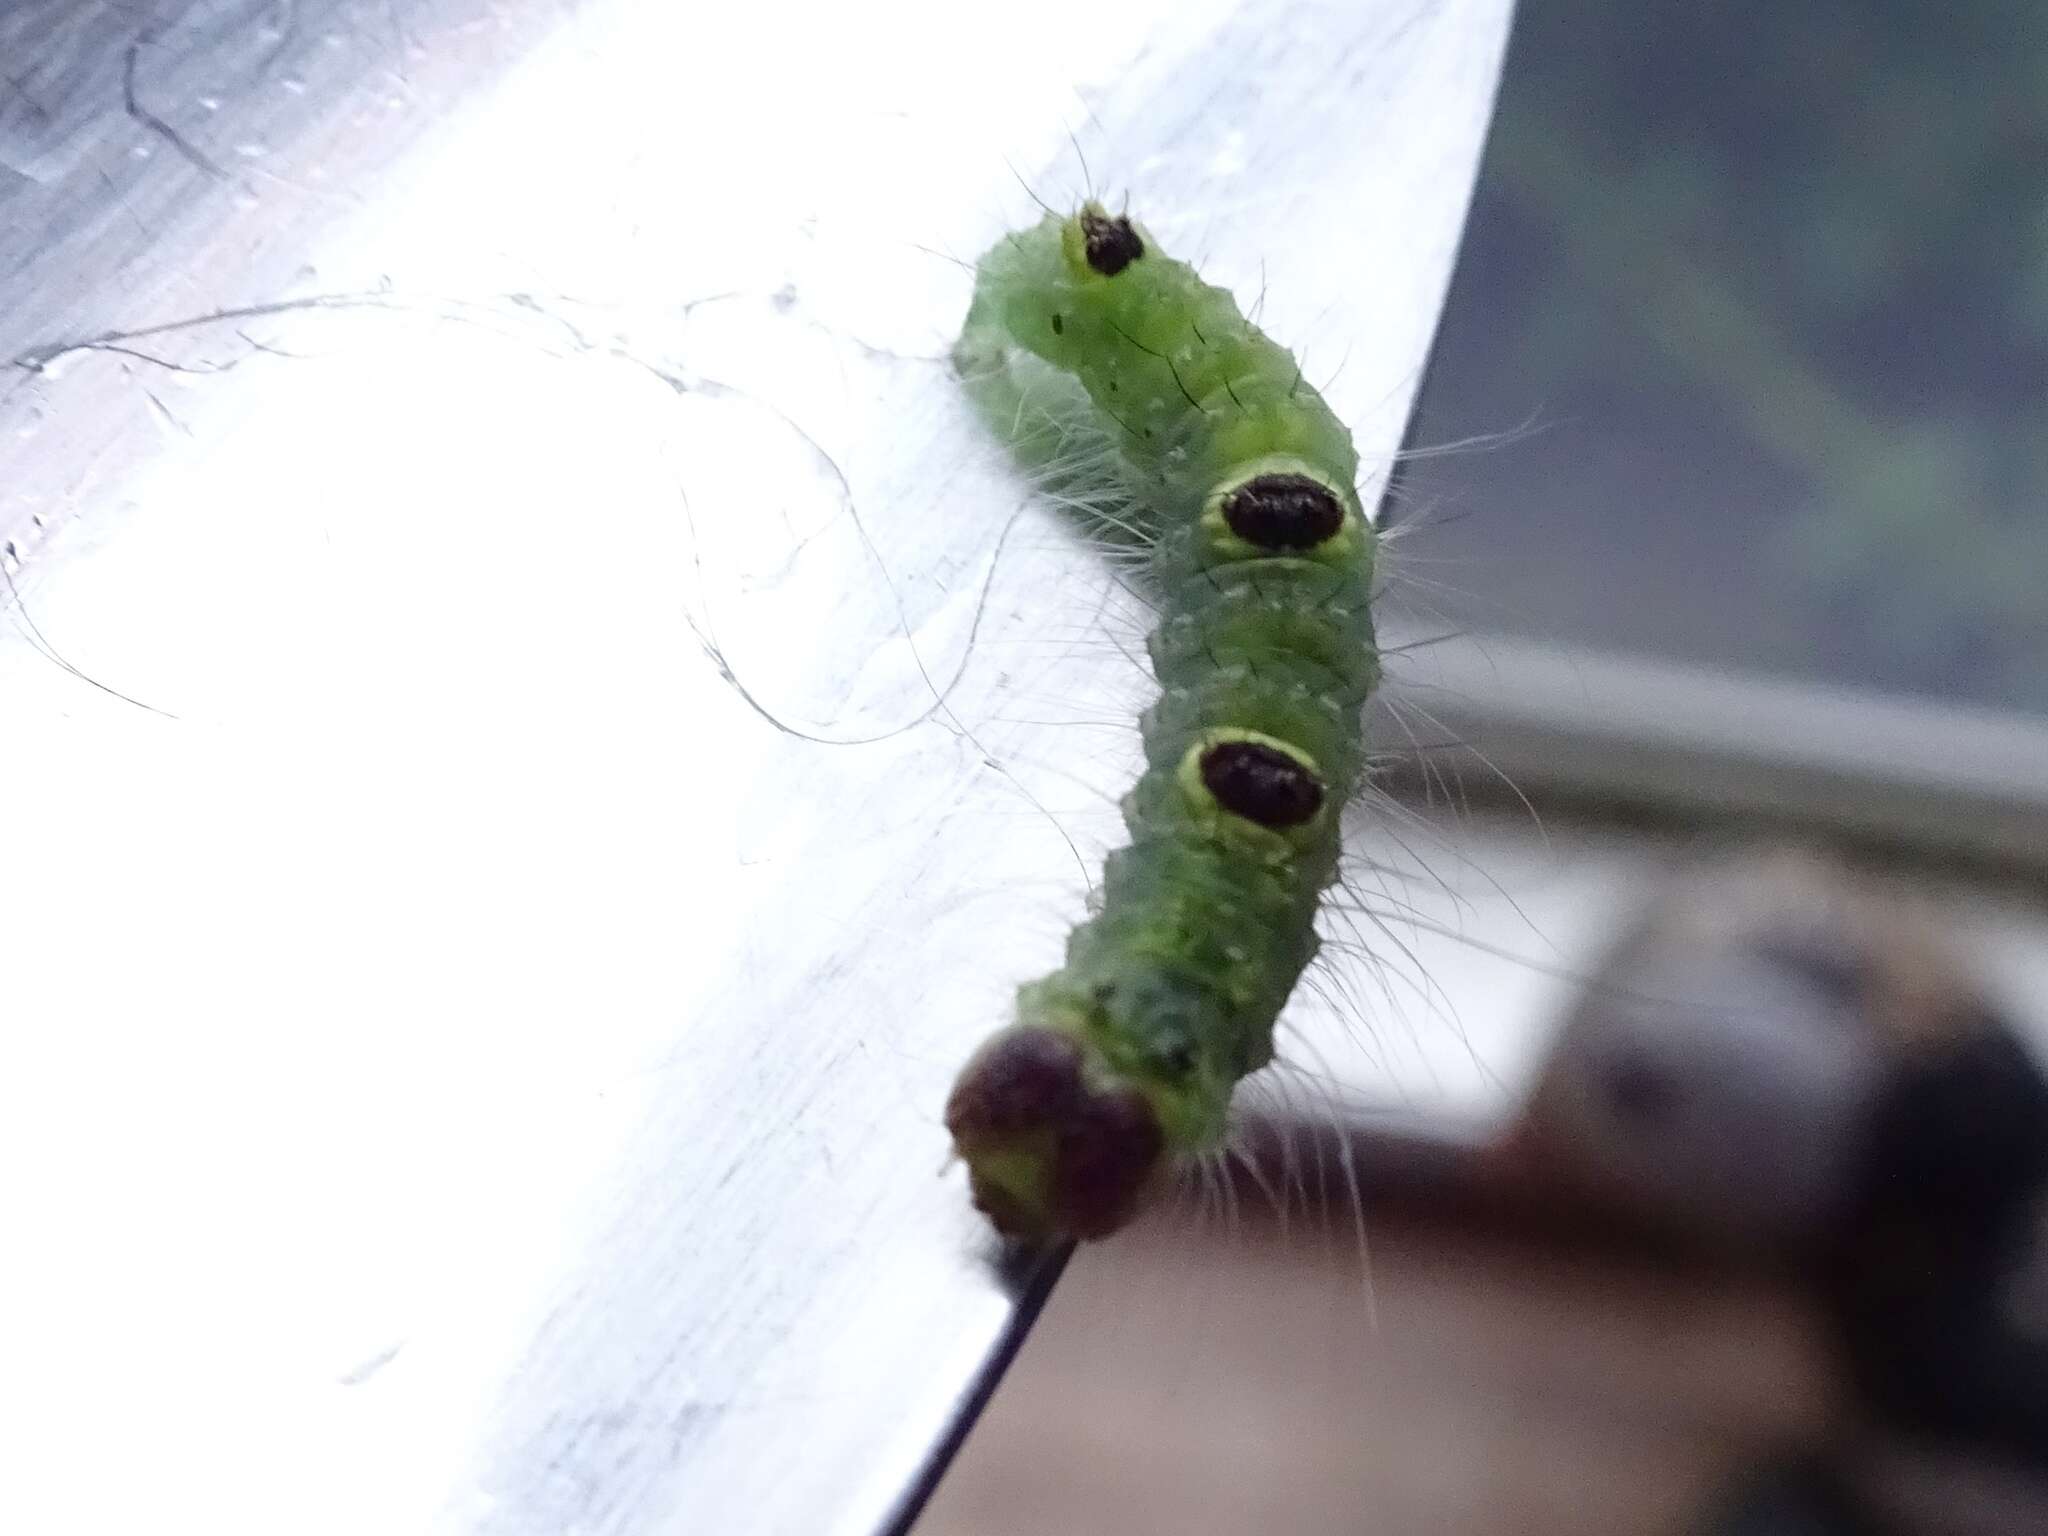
[942,204,1380,1242]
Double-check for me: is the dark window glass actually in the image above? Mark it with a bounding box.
[1393,0,2048,718]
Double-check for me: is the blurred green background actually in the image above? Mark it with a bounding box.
[1397,0,2048,714]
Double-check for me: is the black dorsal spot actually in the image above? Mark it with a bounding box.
[1080,208,1143,275]
[1221,473,1345,550]
[1199,740,1325,828]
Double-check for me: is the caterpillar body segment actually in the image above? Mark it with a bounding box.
[945,205,1382,1241]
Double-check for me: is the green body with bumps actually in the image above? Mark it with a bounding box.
[946,207,1381,1240]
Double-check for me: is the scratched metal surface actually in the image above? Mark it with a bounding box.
[0,3,1511,1534]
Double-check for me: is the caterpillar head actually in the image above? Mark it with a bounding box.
[945,1024,1165,1242]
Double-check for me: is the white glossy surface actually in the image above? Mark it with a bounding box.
[0,4,1511,1533]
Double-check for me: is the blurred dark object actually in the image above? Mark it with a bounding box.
[1510,847,2048,1528]
[1822,1025,2048,1475]
[1691,1455,1892,1536]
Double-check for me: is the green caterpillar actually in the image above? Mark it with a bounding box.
[944,204,1380,1242]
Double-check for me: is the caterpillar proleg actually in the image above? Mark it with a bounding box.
[944,204,1380,1242]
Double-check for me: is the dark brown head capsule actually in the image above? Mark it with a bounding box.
[944,1024,1166,1241]
[944,1026,1085,1141]
[1051,1086,1166,1239]
[1199,739,1325,828]
[1079,208,1143,276]
[1221,473,1345,551]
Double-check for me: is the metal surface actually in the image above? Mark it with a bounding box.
[0,4,1510,1534]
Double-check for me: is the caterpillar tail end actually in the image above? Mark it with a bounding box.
[944,1025,1165,1243]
